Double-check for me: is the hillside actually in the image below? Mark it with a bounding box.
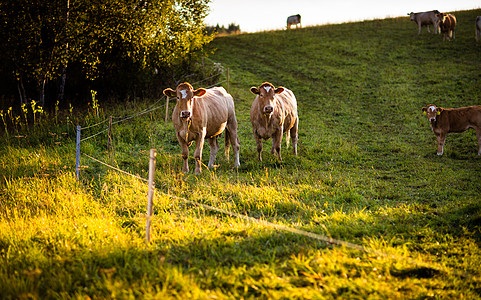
[1,9,481,298]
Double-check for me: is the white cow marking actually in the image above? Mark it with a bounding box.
[180,90,188,99]
[428,105,436,112]
[263,86,271,93]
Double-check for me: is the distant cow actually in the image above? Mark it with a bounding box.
[422,104,481,155]
[476,16,481,42]
[435,13,456,41]
[163,83,240,175]
[408,10,440,34]
[287,14,301,29]
[250,82,298,161]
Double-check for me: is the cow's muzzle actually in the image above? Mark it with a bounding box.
[180,110,191,120]
[429,117,437,123]
[263,105,273,115]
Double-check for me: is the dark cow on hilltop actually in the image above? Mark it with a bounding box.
[435,12,456,41]
[408,10,440,34]
[163,83,240,175]
[422,104,481,155]
[287,14,301,29]
[250,82,298,161]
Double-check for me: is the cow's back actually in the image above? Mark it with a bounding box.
[444,106,481,132]
[196,87,234,136]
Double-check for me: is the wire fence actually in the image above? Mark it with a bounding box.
[74,67,470,280]
[80,149,469,279]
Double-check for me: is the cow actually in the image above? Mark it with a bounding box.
[287,14,301,29]
[476,16,481,42]
[435,13,456,41]
[163,83,240,175]
[408,10,440,34]
[421,104,481,156]
[250,82,298,161]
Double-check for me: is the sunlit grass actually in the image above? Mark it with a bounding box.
[1,8,481,298]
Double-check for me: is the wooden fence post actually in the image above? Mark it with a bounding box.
[145,149,157,244]
[107,116,113,152]
[165,97,170,124]
[75,125,81,181]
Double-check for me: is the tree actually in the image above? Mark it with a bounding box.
[0,0,213,108]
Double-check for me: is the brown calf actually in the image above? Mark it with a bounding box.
[250,82,298,161]
[422,104,481,155]
[164,83,240,175]
[435,13,456,41]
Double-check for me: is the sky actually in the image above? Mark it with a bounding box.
[204,0,481,32]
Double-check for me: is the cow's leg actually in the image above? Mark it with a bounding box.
[254,131,263,161]
[476,128,481,155]
[290,117,299,156]
[271,129,283,161]
[436,133,446,155]
[194,130,206,175]
[207,136,219,169]
[178,139,190,173]
[418,24,422,35]
[427,25,431,33]
[226,119,240,168]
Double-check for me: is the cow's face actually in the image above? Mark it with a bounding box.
[250,83,284,116]
[422,104,441,122]
[409,13,415,21]
[163,83,206,121]
[435,13,444,25]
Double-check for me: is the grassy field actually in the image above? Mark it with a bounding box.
[2,9,481,299]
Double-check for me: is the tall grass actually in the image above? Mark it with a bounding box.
[1,9,481,298]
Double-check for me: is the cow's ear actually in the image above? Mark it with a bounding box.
[436,108,442,115]
[275,87,284,94]
[422,107,427,115]
[193,88,207,97]
[250,87,260,95]
[163,88,176,98]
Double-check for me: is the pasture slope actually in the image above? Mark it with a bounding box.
[1,9,481,299]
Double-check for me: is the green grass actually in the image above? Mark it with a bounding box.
[2,9,481,299]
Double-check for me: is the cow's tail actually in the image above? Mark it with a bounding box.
[224,130,231,160]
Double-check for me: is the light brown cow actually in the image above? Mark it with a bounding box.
[250,82,298,161]
[409,10,440,35]
[163,83,240,175]
[435,13,456,41]
[422,104,481,155]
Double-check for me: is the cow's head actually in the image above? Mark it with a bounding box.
[435,12,445,25]
[422,104,441,123]
[250,82,284,116]
[163,82,206,121]
[408,12,415,21]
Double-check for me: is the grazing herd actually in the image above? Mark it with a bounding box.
[163,10,481,174]
[164,82,298,174]
[409,9,481,42]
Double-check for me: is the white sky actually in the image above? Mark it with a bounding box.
[205,0,481,32]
